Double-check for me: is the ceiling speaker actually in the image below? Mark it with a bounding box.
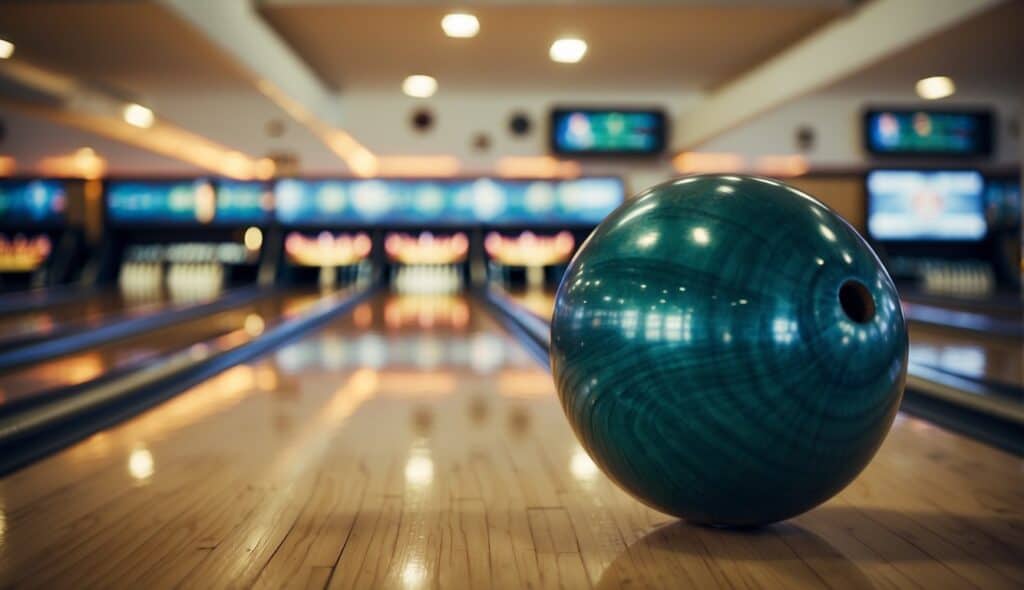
[411,108,435,133]
[265,119,286,139]
[472,132,492,152]
[508,111,532,137]
[795,126,816,152]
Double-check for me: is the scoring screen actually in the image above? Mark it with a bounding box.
[550,109,666,156]
[0,179,67,228]
[107,179,271,226]
[274,177,625,226]
[867,170,987,241]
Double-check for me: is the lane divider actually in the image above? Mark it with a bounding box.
[0,287,376,475]
[0,286,267,373]
[903,302,1023,339]
[477,288,551,369]
[0,284,100,316]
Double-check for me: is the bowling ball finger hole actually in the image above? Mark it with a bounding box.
[839,279,875,324]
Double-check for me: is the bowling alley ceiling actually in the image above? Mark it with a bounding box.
[0,108,196,176]
[0,2,248,91]
[0,0,343,173]
[828,0,1024,94]
[256,1,844,92]
[0,0,1020,176]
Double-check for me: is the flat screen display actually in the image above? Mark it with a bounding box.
[0,179,67,227]
[550,108,666,156]
[864,109,993,157]
[215,180,272,225]
[866,170,987,241]
[107,180,214,225]
[274,177,625,226]
[107,179,271,225]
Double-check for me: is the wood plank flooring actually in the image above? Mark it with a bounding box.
[0,294,1021,589]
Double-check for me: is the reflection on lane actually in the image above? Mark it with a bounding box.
[275,329,531,374]
[0,289,139,347]
[0,290,324,406]
[908,323,1023,390]
[504,288,556,320]
[0,283,265,350]
[275,294,533,374]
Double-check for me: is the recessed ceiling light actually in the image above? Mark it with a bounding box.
[915,76,955,100]
[403,75,438,98]
[550,38,587,64]
[442,13,479,38]
[123,103,155,128]
[0,38,13,60]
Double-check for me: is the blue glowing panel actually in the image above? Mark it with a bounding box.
[106,180,213,225]
[551,109,666,156]
[0,180,67,227]
[216,180,272,225]
[274,177,625,226]
[867,170,987,241]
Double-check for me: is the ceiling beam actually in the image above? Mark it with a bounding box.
[0,60,268,179]
[674,0,1006,150]
[159,0,378,176]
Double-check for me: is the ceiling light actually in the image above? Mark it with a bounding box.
[441,13,479,38]
[915,76,955,100]
[550,38,587,64]
[39,147,106,179]
[402,75,438,98]
[0,38,13,60]
[123,103,155,128]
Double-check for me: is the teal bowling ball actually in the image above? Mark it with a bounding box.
[550,174,907,527]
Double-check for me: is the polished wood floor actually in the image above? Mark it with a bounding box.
[0,294,1021,589]
[908,322,1024,388]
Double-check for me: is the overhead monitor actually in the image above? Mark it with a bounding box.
[864,109,993,157]
[550,108,667,156]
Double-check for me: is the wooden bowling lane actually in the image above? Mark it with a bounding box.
[901,292,1024,322]
[0,290,298,406]
[909,322,1023,390]
[0,292,1021,588]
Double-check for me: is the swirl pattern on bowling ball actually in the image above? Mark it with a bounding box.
[550,175,907,526]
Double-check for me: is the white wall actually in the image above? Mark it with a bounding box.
[701,90,1021,168]
[337,88,699,193]
[6,84,1018,193]
[331,86,1021,195]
